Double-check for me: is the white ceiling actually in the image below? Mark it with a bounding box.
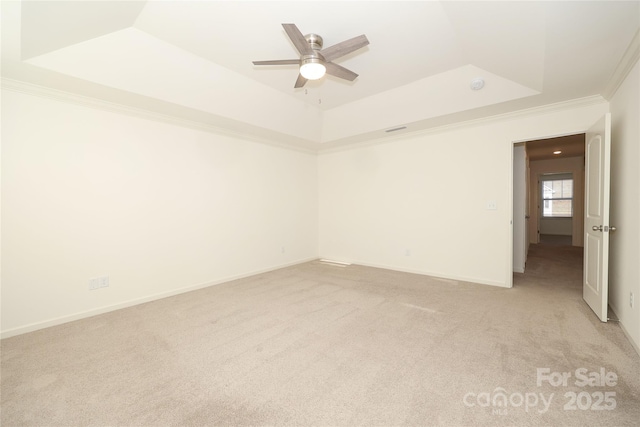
[2,1,639,150]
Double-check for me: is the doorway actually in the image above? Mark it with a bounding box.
[512,133,586,275]
[511,114,612,324]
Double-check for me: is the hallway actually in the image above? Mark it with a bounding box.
[514,239,583,292]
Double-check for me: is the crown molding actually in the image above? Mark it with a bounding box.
[318,94,607,154]
[2,77,609,156]
[603,28,640,100]
[1,78,318,155]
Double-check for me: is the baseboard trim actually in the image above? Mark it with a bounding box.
[324,258,507,288]
[0,257,318,340]
[608,306,640,358]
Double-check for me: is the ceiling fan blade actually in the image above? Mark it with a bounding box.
[294,74,308,88]
[325,62,358,81]
[253,59,300,66]
[282,23,312,56]
[320,34,369,62]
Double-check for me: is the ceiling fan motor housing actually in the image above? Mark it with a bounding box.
[301,53,325,66]
[304,33,323,50]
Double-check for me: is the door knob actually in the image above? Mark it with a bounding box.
[609,226,617,232]
[592,225,603,231]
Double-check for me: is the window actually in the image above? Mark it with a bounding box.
[542,178,573,217]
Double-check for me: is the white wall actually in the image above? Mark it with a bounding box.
[1,89,318,337]
[2,85,626,342]
[319,101,608,288]
[528,157,585,245]
[539,218,572,236]
[609,59,640,354]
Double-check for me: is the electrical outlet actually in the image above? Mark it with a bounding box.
[89,275,109,290]
[281,246,285,254]
[98,276,109,288]
[486,201,497,210]
[631,292,635,309]
[405,249,411,256]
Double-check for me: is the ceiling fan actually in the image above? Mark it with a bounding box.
[252,23,369,88]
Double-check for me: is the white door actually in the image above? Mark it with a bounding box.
[583,113,612,322]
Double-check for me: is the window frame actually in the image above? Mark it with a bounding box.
[540,174,574,219]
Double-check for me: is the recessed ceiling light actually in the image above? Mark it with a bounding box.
[553,150,562,154]
[470,78,485,90]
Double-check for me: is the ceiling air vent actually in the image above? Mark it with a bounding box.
[385,126,407,133]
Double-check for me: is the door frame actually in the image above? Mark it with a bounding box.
[508,131,588,288]
[512,144,528,274]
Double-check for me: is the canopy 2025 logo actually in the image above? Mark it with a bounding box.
[537,367,617,411]
[463,367,618,415]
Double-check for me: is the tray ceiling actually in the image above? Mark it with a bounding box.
[2,1,638,149]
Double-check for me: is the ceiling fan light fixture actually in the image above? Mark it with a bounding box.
[300,55,326,80]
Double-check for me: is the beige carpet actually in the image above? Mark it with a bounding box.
[539,234,573,246]
[2,243,639,426]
